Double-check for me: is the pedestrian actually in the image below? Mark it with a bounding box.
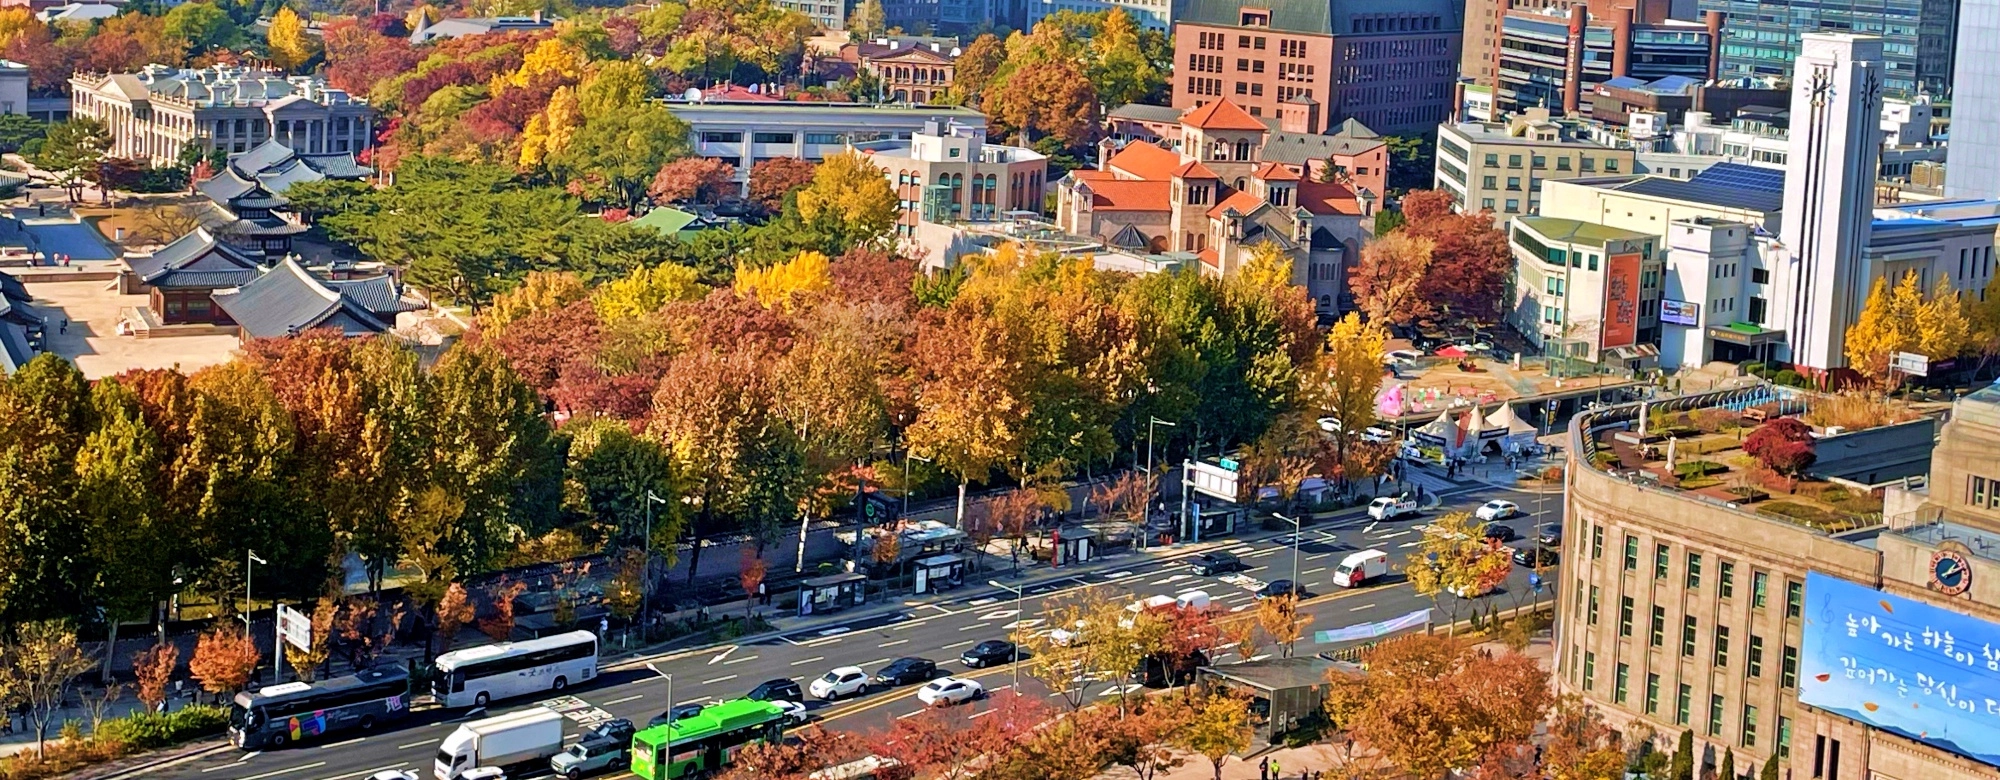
[1260,757,1270,780]
[1270,758,1281,780]
[757,582,768,606]
[59,318,67,335]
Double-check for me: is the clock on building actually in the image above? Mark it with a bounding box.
[1931,545,1972,596]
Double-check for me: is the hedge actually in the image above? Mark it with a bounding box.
[0,705,228,780]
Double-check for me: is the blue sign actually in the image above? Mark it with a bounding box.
[1799,572,2000,767]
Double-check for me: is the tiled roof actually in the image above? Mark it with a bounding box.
[1180,100,1268,132]
[197,168,260,204]
[1197,248,1218,268]
[1254,162,1302,181]
[1259,131,1385,165]
[1082,180,1172,212]
[212,258,411,340]
[1110,223,1153,250]
[1331,117,1380,139]
[1107,104,1186,123]
[1298,179,1363,215]
[125,228,264,289]
[1106,142,1183,181]
[0,268,27,303]
[1207,190,1267,220]
[1173,160,1220,179]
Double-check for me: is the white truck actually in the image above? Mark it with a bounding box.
[1331,550,1391,588]
[1366,495,1420,520]
[434,707,565,780]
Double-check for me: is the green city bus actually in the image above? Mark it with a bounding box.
[630,699,786,780]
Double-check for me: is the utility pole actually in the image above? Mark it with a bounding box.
[904,450,932,516]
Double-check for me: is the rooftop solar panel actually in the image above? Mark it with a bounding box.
[1616,177,1784,213]
[1689,162,1786,194]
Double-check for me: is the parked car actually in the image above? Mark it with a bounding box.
[1483,524,1517,543]
[368,772,420,780]
[1255,579,1308,599]
[1475,500,1519,521]
[809,667,870,700]
[872,658,938,687]
[647,704,703,728]
[550,737,629,780]
[747,679,805,703]
[771,700,810,727]
[1317,417,1345,433]
[1537,524,1562,546]
[1513,546,1559,567]
[960,640,1017,668]
[1191,551,1246,576]
[1047,620,1088,647]
[916,677,984,707]
[1385,349,1423,362]
[1362,426,1395,443]
[583,719,634,745]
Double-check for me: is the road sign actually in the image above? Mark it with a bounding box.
[1892,351,1930,377]
[277,604,311,652]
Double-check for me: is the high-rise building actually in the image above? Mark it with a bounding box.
[1944,0,2000,200]
[1460,0,1721,116]
[1699,0,1956,95]
[1778,33,1884,373]
[1169,0,1464,134]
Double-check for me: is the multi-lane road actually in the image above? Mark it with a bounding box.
[152,480,1564,780]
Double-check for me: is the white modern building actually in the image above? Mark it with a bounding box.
[70,65,376,164]
[665,100,987,193]
[1946,0,2000,200]
[1778,33,1884,372]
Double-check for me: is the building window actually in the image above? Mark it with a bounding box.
[1749,634,1764,677]
[1532,155,1546,169]
[1655,543,1669,579]
[1483,175,1496,189]
[1645,673,1660,714]
[1752,267,1770,284]
[1686,553,1702,588]
[1592,525,1604,559]
[1975,476,1990,507]
[752,132,796,143]
[1557,157,1572,171]
[1508,154,1522,168]
[1581,157,1596,172]
[1619,596,1633,636]
[1583,652,1595,690]
[701,131,744,143]
[1605,159,1621,172]
[1778,716,1793,758]
[1485,153,1499,167]
[1786,580,1803,618]
[1676,684,1691,725]
[1651,605,1665,646]
[1505,199,1519,213]
[1482,198,1495,210]
[1506,176,1521,191]
[1714,625,1730,667]
[1753,572,1768,607]
[1614,663,1629,703]
[1682,616,1697,656]
[1624,537,1638,570]
[804,133,843,144]
[1720,561,1735,599]
[1782,644,1798,687]
[1708,694,1725,736]
[1588,586,1599,625]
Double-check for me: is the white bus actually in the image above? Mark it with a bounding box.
[432,630,599,709]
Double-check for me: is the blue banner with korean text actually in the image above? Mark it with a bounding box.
[1800,571,2000,767]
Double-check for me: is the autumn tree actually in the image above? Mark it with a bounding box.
[593,262,706,321]
[1352,231,1434,325]
[850,0,886,38]
[1394,190,1511,325]
[482,271,588,336]
[133,642,178,712]
[796,151,900,250]
[1176,688,1256,780]
[1844,272,1971,382]
[1543,696,1627,780]
[951,34,1006,106]
[739,547,768,618]
[435,582,475,653]
[736,250,834,311]
[188,626,260,700]
[0,622,97,757]
[650,157,737,204]
[282,593,340,682]
[548,104,693,207]
[1325,633,1553,780]
[985,58,1098,147]
[480,578,527,641]
[268,8,322,73]
[1744,417,1815,487]
[748,157,818,214]
[1099,695,1192,780]
[1406,511,1513,629]
[1316,311,1387,472]
[1254,593,1309,657]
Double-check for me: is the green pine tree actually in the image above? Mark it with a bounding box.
[1760,754,1780,780]
[1720,748,1736,780]
[1671,731,1695,780]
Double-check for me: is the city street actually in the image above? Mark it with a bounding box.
[148,480,1565,780]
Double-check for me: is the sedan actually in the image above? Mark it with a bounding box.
[647,703,704,728]
[771,700,810,727]
[1513,546,1559,567]
[1362,426,1395,443]
[1475,500,1520,521]
[873,657,938,687]
[584,718,635,745]
[916,677,984,707]
[809,666,870,700]
[1385,349,1423,362]
[368,772,419,780]
[1483,524,1517,543]
[1537,524,1562,546]
[960,640,1017,668]
[1255,579,1308,600]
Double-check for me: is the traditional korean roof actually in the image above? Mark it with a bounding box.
[0,269,40,375]
[1180,100,1267,132]
[124,228,264,290]
[212,258,421,340]
[1107,104,1185,123]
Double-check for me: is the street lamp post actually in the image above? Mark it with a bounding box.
[246,550,270,682]
[646,663,673,726]
[904,451,932,517]
[1146,417,1176,543]
[988,580,1024,689]
[1273,513,1303,657]
[643,491,668,637]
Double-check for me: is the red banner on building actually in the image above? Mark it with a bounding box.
[1601,252,1642,349]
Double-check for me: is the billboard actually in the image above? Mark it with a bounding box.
[1600,252,1642,348]
[1660,299,1700,326]
[1799,571,2000,767]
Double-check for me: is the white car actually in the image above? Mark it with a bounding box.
[916,677,984,707]
[809,666,869,700]
[1385,349,1423,362]
[368,772,420,780]
[1362,426,1395,443]
[1475,500,1520,521]
[771,699,810,726]
[1317,416,1344,433]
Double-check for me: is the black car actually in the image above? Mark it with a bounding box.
[1513,546,1559,567]
[960,640,1017,668]
[1484,525,1517,543]
[746,678,804,702]
[1191,551,1246,576]
[1255,579,1307,599]
[1537,524,1562,546]
[584,718,635,745]
[647,703,705,728]
[873,657,937,687]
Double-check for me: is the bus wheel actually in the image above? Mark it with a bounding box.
[358,717,376,732]
[552,676,568,692]
[270,733,288,749]
[474,692,490,708]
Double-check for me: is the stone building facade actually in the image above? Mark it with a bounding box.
[70,65,377,165]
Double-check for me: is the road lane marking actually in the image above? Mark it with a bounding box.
[861,657,890,668]
[700,674,739,684]
[959,621,992,631]
[791,656,826,666]
[709,646,739,664]
[1373,530,1411,539]
[817,627,852,637]
[1244,549,1282,559]
[240,762,326,780]
[1349,602,1376,611]
[1307,553,1331,561]
[319,765,410,780]
[968,598,998,606]
[396,739,439,750]
[318,738,366,749]
[942,639,978,649]
[603,694,644,706]
[1104,570,1135,579]
[968,709,995,718]
[895,710,927,719]
[804,636,848,647]
[1229,546,1257,554]
[724,654,760,665]
[1303,567,1327,575]
[879,639,909,648]
[976,610,1020,621]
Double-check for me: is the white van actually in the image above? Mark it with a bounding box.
[1331,550,1390,588]
[1174,590,1211,610]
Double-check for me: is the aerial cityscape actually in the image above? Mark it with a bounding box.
[0,0,1996,779]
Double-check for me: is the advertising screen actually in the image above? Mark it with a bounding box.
[1799,571,2000,767]
[1600,252,1641,348]
[1660,300,1699,326]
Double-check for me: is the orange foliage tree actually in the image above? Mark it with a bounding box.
[132,642,179,711]
[188,627,260,699]
[1324,633,1553,779]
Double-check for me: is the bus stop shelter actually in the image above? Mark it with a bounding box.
[1051,526,1098,566]
[1198,656,1357,742]
[797,572,867,616]
[911,554,964,594]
